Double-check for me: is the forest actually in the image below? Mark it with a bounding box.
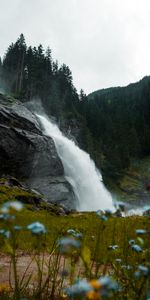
[0,34,150,186]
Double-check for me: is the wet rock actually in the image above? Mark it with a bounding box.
[27,176,75,210]
[0,94,75,209]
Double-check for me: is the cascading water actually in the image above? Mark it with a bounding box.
[37,114,114,212]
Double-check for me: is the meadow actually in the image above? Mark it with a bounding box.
[0,199,149,300]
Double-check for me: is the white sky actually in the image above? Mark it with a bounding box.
[0,0,150,94]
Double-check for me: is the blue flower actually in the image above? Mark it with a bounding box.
[136,229,147,235]
[14,225,22,231]
[65,279,92,296]
[58,237,80,253]
[134,265,149,279]
[67,229,76,235]
[74,232,83,239]
[27,222,46,235]
[100,215,108,221]
[4,231,11,239]
[0,214,15,221]
[138,265,149,276]
[122,265,132,270]
[67,229,83,239]
[108,245,119,250]
[0,229,10,239]
[2,201,24,213]
[98,276,119,295]
[96,210,108,221]
[134,271,141,279]
[129,239,135,245]
[131,244,142,253]
[96,209,109,221]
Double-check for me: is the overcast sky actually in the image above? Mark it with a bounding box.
[0,0,150,94]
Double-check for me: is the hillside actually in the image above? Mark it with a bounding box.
[82,76,150,185]
[1,35,150,196]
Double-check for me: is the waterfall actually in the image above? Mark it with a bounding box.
[37,114,114,212]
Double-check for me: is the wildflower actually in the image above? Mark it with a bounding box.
[122,265,132,270]
[90,279,102,290]
[67,229,76,235]
[136,229,147,235]
[131,244,142,253]
[96,211,108,221]
[58,237,80,253]
[86,290,100,299]
[100,215,108,221]
[96,210,103,217]
[98,276,119,296]
[0,229,10,239]
[74,232,83,239]
[134,271,141,279]
[138,265,149,276]
[67,229,83,239]
[108,245,119,250]
[3,231,11,239]
[65,279,92,297]
[115,258,122,263]
[0,214,15,221]
[134,265,149,279]
[1,201,24,213]
[14,225,22,231]
[27,222,46,235]
[0,283,11,294]
[128,239,135,245]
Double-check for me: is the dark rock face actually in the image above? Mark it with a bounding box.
[27,176,75,210]
[59,118,83,146]
[0,94,75,209]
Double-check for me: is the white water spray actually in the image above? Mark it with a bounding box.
[37,114,114,212]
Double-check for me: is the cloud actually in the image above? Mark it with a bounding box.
[0,0,150,93]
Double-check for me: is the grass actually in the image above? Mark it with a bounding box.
[0,205,149,299]
[0,208,149,261]
[0,185,38,203]
[0,180,150,299]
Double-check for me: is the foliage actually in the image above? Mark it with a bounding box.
[1,34,150,185]
[0,200,149,299]
[83,77,150,182]
[0,34,79,120]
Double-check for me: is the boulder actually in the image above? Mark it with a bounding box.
[0,94,75,209]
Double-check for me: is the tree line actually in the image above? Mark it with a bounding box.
[0,34,79,118]
[1,34,150,186]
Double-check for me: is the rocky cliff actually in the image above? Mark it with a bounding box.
[0,94,75,209]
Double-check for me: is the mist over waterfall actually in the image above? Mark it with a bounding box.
[37,114,114,212]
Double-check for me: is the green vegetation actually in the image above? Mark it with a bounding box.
[0,34,150,299]
[1,34,150,188]
[0,185,37,203]
[110,156,150,204]
[85,77,150,182]
[3,209,150,260]
[0,200,149,299]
